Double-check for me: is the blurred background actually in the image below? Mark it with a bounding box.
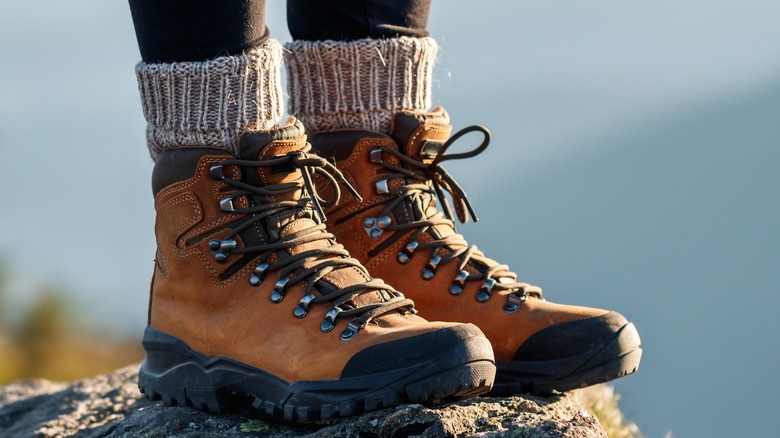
[1,1,778,437]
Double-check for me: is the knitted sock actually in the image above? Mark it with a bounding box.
[284,37,437,133]
[135,40,284,160]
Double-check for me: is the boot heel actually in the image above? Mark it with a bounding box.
[137,327,255,413]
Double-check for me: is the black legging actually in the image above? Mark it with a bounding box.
[128,0,432,63]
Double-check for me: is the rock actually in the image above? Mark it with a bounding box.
[0,364,608,437]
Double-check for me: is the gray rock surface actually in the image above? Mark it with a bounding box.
[0,365,607,437]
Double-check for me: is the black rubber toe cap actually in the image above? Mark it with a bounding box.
[513,312,630,362]
[341,323,488,378]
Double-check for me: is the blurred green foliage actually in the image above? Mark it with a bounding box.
[0,265,143,384]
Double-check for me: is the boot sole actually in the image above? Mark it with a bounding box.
[488,322,642,396]
[138,326,495,420]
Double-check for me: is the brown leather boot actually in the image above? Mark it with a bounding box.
[139,118,496,420]
[308,109,642,396]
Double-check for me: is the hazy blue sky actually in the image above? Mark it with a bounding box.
[1,1,779,437]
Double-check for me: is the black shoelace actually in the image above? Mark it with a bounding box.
[373,125,543,312]
[208,145,415,340]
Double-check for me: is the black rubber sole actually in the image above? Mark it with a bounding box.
[138,326,495,421]
[488,322,642,396]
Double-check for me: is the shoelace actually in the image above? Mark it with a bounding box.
[208,145,415,340]
[374,125,543,312]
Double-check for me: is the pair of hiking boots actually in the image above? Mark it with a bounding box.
[139,108,642,421]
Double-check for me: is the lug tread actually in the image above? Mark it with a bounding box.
[138,327,496,421]
[139,360,496,421]
[320,403,337,420]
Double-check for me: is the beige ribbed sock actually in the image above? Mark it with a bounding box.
[135,40,284,160]
[284,37,438,133]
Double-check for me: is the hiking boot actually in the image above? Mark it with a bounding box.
[308,108,642,396]
[138,118,496,420]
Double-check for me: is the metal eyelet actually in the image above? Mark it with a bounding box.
[503,291,528,313]
[294,294,316,318]
[209,164,224,179]
[208,239,237,263]
[397,240,419,264]
[449,270,470,295]
[375,179,390,194]
[363,215,392,241]
[422,255,442,280]
[369,148,383,163]
[320,307,342,333]
[270,277,289,303]
[219,198,235,212]
[363,217,381,240]
[340,318,366,340]
[377,216,392,228]
[475,278,497,303]
[249,262,270,286]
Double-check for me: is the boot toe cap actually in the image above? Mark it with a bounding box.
[341,323,494,378]
[512,311,638,362]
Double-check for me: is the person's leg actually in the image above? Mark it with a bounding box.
[286,0,430,41]
[288,2,643,395]
[129,0,269,63]
[127,0,496,418]
[129,0,282,159]
[284,0,436,133]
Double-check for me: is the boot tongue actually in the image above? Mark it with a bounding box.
[243,122,389,310]
[236,117,318,243]
[237,117,307,202]
[389,108,458,239]
[389,107,452,164]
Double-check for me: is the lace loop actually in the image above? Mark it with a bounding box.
[429,125,490,223]
[379,125,489,224]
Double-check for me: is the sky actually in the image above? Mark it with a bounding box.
[1,1,780,436]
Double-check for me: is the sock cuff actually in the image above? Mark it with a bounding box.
[285,37,438,133]
[136,40,284,159]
